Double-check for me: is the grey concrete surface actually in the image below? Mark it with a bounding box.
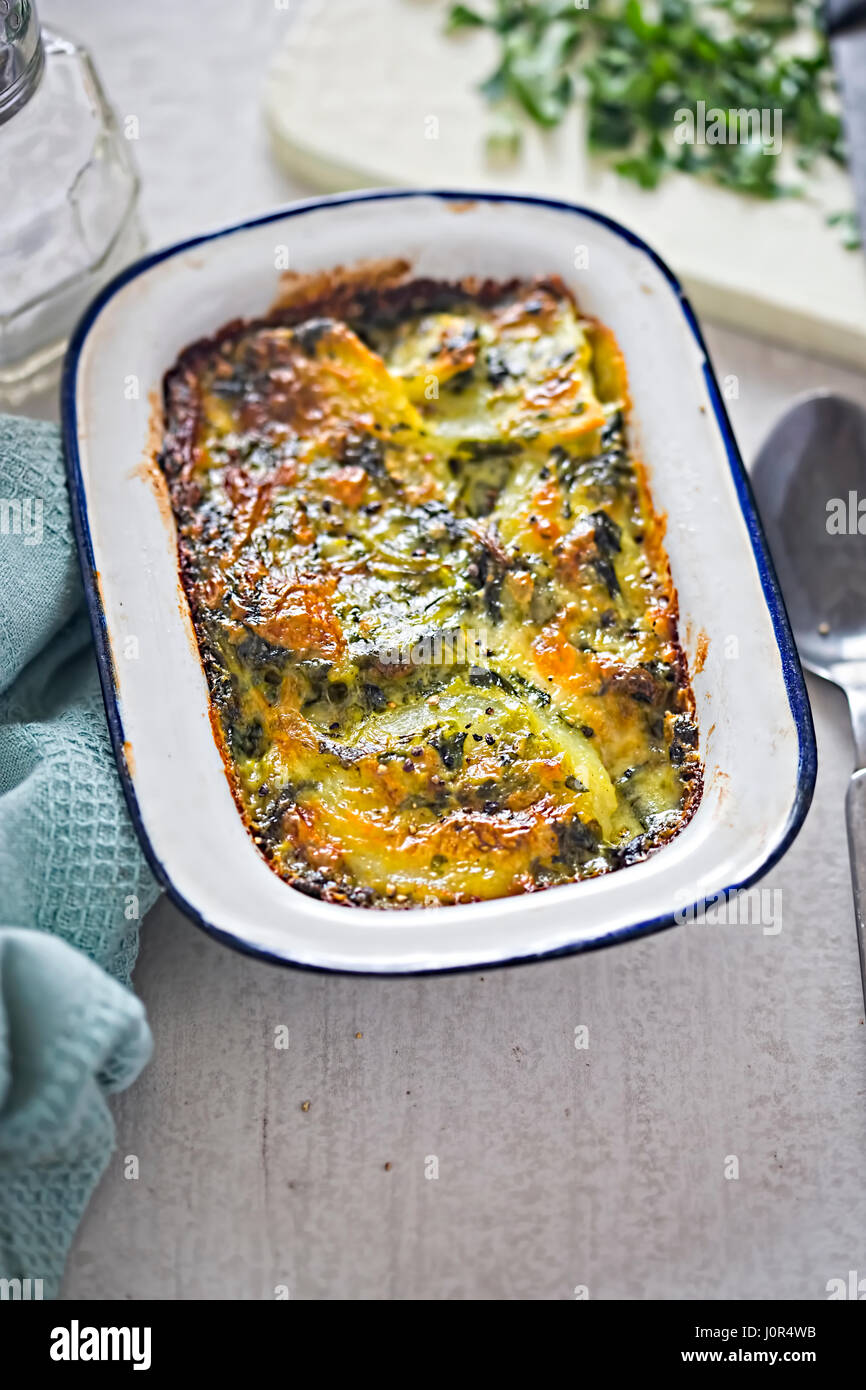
[34,0,866,1300]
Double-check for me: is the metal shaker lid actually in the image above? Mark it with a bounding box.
[0,1,44,125]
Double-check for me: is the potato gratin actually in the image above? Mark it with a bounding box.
[161,266,701,908]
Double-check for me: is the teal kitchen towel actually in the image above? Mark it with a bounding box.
[0,414,159,1298]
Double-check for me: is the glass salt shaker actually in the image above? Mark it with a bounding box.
[0,0,144,404]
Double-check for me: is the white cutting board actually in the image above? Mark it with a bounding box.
[264,0,866,369]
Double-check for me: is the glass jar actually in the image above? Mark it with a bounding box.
[0,1,144,404]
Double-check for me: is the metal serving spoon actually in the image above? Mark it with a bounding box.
[752,392,866,1000]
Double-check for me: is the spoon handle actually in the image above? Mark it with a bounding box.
[845,768,866,1007]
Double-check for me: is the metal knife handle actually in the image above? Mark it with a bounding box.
[825,0,866,35]
[845,768,866,1007]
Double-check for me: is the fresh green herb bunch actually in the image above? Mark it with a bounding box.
[447,0,845,201]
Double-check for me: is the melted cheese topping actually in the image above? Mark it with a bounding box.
[162,278,700,908]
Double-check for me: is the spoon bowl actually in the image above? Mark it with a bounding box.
[752,392,866,680]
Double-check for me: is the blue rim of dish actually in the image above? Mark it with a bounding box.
[61,187,817,976]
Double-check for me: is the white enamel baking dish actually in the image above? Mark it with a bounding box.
[62,190,816,973]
